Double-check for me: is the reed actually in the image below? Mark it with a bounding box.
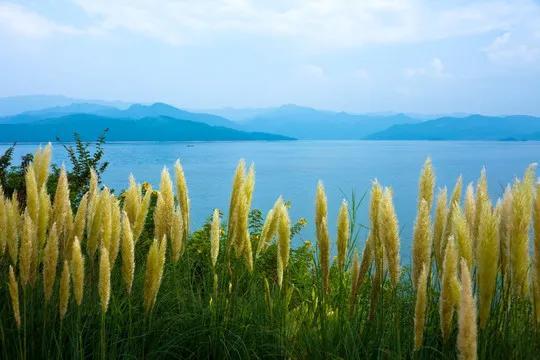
[457,259,477,360]
[121,212,135,294]
[99,247,111,313]
[43,223,58,302]
[414,264,428,351]
[1,143,539,359]
[316,181,330,293]
[71,236,85,306]
[336,199,350,272]
[476,199,500,329]
[440,236,459,341]
[380,187,400,287]
[59,260,71,320]
[412,198,431,289]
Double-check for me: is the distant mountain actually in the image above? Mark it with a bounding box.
[0,95,130,117]
[366,115,540,140]
[0,102,239,128]
[0,114,293,142]
[232,104,422,140]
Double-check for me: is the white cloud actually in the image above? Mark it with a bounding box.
[2,0,540,53]
[405,57,450,79]
[484,31,540,64]
[67,0,540,49]
[0,2,79,38]
[299,64,325,80]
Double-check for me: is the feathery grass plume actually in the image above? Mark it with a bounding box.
[337,199,350,272]
[6,198,20,264]
[33,143,52,189]
[534,183,540,323]
[109,197,121,265]
[277,203,291,289]
[227,159,246,250]
[85,170,99,230]
[8,266,21,329]
[469,168,489,256]
[43,223,58,302]
[443,176,463,251]
[175,159,190,240]
[89,167,98,197]
[19,213,34,287]
[414,264,428,351]
[0,191,6,255]
[143,237,167,312]
[244,163,255,206]
[133,184,152,243]
[52,167,70,237]
[210,208,220,267]
[100,192,113,254]
[369,181,384,276]
[87,189,107,258]
[257,196,284,255]
[315,181,328,231]
[121,212,135,294]
[71,192,88,244]
[37,185,50,246]
[124,174,141,226]
[380,188,401,286]
[477,199,500,329]
[464,182,476,233]
[318,217,331,293]
[234,187,253,270]
[71,236,85,305]
[25,163,39,224]
[171,206,184,262]
[59,260,71,320]
[510,164,537,296]
[99,246,111,313]
[236,165,255,257]
[154,167,175,245]
[433,187,448,273]
[473,168,488,246]
[452,203,473,270]
[499,186,513,279]
[349,250,361,313]
[316,181,331,292]
[457,259,478,360]
[412,199,432,289]
[356,233,373,291]
[440,236,460,341]
[418,157,435,210]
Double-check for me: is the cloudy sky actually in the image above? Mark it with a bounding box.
[1,0,539,115]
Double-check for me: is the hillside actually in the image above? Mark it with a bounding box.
[366,115,540,140]
[230,104,422,139]
[0,102,238,128]
[0,114,293,142]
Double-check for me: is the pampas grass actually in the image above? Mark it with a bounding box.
[1,144,540,359]
[457,259,477,360]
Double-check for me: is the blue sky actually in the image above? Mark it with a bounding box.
[1,0,539,115]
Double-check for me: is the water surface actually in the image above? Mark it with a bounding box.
[2,140,539,259]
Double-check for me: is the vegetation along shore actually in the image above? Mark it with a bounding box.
[0,141,539,359]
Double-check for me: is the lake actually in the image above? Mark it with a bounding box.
[2,140,539,259]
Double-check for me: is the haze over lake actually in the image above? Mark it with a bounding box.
[2,140,538,259]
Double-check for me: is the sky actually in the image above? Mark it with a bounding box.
[0,0,540,115]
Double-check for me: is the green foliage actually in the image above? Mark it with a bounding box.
[0,131,109,206]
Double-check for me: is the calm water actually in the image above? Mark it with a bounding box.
[2,140,539,259]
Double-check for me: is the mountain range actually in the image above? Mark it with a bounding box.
[367,115,540,141]
[1,95,539,142]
